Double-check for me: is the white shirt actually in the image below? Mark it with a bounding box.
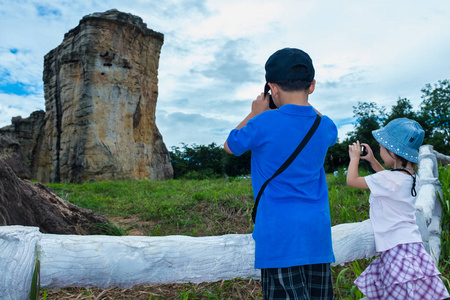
[365,170,422,252]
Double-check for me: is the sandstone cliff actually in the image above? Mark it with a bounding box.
[1,9,173,183]
[0,111,45,179]
[0,136,31,179]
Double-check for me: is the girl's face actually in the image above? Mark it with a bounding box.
[379,145,396,167]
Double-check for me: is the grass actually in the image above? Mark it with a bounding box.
[439,163,450,292]
[39,166,449,299]
[48,178,254,237]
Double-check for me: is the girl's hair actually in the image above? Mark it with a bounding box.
[387,150,417,169]
[387,149,418,196]
[397,155,409,168]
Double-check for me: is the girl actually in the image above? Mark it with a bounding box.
[346,118,450,299]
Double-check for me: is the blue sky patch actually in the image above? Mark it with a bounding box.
[335,117,355,128]
[0,82,32,96]
[35,5,62,17]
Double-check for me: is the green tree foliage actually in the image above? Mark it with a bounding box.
[347,101,386,144]
[331,101,386,174]
[384,97,417,125]
[170,143,223,179]
[224,150,251,177]
[169,144,190,179]
[324,140,349,173]
[419,80,450,153]
[169,143,251,179]
[326,79,450,172]
[169,80,448,177]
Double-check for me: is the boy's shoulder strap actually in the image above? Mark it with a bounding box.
[251,114,321,223]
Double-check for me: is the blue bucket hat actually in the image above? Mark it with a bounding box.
[372,118,425,163]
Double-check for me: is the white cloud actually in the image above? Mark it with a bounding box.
[1,0,450,149]
[156,110,235,148]
[0,93,45,126]
[337,123,355,142]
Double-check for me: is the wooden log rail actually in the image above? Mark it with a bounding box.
[0,145,448,299]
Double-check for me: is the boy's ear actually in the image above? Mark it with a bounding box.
[268,82,279,97]
[308,79,316,95]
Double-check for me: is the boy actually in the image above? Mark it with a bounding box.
[225,48,337,299]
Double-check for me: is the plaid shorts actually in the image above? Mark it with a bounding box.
[355,242,450,300]
[261,263,334,300]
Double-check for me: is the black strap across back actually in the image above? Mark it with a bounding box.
[251,114,322,224]
[392,168,417,197]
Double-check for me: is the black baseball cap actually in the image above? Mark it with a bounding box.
[265,48,315,83]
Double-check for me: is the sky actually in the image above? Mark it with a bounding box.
[1,0,449,150]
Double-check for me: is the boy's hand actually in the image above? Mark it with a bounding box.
[251,92,272,116]
[229,92,273,132]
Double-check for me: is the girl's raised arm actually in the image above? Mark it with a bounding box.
[360,143,385,173]
[346,141,369,189]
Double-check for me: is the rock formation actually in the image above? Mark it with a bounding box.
[0,9,173,183]
[0,110,45,179]
[0,159,111,234]
[0,135,31,179]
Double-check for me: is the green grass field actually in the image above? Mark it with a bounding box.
[40,166,449,299]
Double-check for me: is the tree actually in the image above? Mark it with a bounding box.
[347,101,386,145]
[169,143,251,179]
[326,102,386,173]
[325,79,450,171]
[224,151,251,177]
[384,97,417,125]
[419,80,450,154]
[169,144,190,179]
[169,143,225,179]
[324,139,349,173]
[189,143,225,178]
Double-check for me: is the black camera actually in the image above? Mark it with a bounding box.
[361,145,368,156]
[264,83,277,109]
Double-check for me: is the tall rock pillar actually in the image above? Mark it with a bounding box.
[39,9,173,182]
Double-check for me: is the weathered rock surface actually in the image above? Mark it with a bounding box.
[0,9,173,183]
[0,135,31,179]
[0,110,45,179]
[0,159,110,234]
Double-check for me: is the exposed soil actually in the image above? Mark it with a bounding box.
[39,279,262,299]
[108,216,154,236]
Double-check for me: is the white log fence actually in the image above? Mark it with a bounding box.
[0,145,448,299]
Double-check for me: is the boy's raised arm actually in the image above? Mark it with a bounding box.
[224,92,271,154]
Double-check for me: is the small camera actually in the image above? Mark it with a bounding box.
[264,83,277,109]
[361,145,368,156]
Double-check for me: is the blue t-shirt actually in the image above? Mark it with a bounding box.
[227,104,337,269]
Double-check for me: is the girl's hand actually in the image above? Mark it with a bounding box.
[348,141,362,160]
[360,143,374,161]
[347,140,370,189]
